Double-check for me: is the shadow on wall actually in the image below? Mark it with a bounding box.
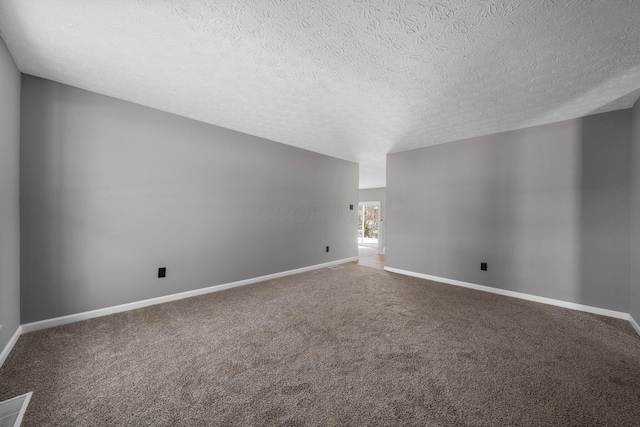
[577,111,632,311]
[20,80,89,320]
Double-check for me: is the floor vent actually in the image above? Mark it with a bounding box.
[0,392,32,427]
[328,265,344,270]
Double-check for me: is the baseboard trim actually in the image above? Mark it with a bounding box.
[630,315,640,337]
[384,267,631,321]
[0,326,22,369]
[22,257,358,334]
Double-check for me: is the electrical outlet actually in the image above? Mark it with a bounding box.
[158,267,166,278]
[481,263,487,271]
[350,204,353,210]
[326,246,330,252]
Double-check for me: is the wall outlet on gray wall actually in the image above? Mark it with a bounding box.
[481,263,487,271]
[158,267,166,278]
[326,246,329,253]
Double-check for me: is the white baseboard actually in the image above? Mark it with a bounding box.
[21,257,358,334]
[0,326,22,369]
[384,267,634,324]
[630,315,640,337]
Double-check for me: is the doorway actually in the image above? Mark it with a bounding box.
[358,202,380,248]
[357,201,384,270]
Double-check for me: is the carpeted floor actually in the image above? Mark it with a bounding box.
[1,263,639,426]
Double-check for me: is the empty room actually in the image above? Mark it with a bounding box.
[1,1,640,426]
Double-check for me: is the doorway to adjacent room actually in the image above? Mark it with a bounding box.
[357,201,384,270]
[358,202,380,248]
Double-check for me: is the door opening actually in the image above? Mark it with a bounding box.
[358,202,380,248]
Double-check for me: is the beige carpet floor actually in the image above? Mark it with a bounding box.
[1,263,639,426]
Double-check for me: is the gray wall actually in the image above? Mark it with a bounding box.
[631,100,640,322]
[0,37,21,351]
[359,188,386,253]
[20,76,358,323]
[387,110,632,312]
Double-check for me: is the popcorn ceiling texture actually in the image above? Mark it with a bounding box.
[1,0,639,188]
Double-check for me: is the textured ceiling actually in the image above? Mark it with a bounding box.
[1,1,640,188]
